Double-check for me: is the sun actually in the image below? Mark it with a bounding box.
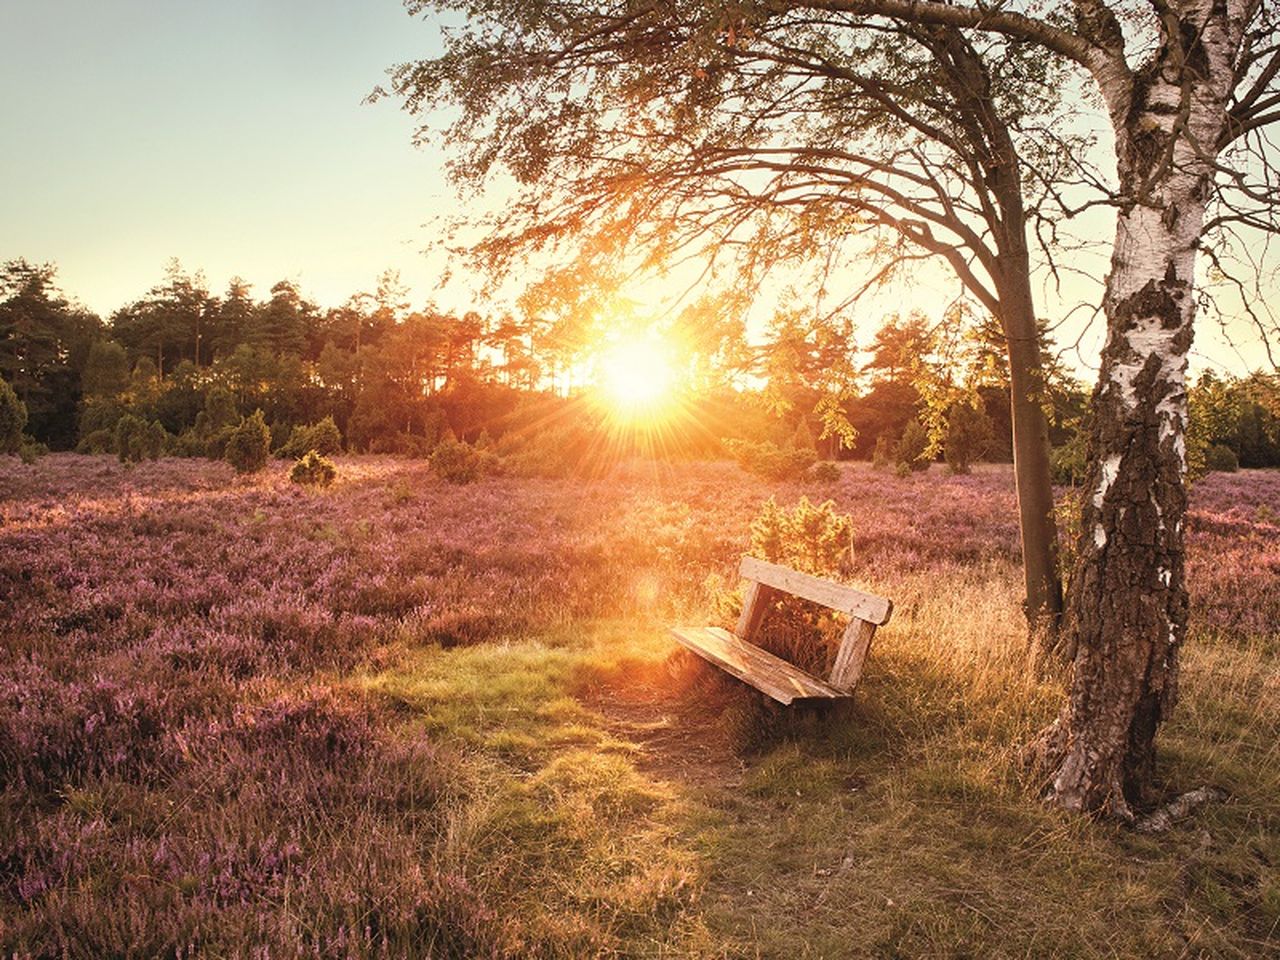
[597,338,676,418]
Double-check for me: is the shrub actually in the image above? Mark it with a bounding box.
[76,429,115,454]
[792,417,817,452]
[18,438,48,465]
[367,431,434,457]
[114,414,166,463]
[148,420,167,456]
[742,496,855,673]
[224,410,271,474]
[0,377,27,454]
[430,438,483,484]
[269,419,291,453]
[169,428,206,458]
[306,415,343,455]
[279,415,343,459]
[202,385,239,430]
[750,495,853,575]
[894,420,931,473]
[808,460,840,484]
[498,422,594,478]
[1205,443,1239,474]
[724,438,816,481]
[290,449,337,487]
[872,434,893,469]
[78,396,126,440]
[277,422,305,458]
[944,402,994,474]
[1054,489,1084,593]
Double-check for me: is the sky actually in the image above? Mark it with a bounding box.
[1,1,1274,379]
[1,0,458,315]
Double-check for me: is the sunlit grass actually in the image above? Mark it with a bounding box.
[352,579,1279,957]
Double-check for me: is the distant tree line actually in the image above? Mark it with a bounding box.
[2,257,1278,475]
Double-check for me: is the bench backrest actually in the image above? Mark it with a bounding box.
[738,556,893,625]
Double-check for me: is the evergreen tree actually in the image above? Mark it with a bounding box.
[0,377,28,454]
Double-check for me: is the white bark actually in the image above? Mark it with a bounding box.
[1043,0,1253,816]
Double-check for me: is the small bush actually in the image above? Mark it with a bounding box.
[750,495,853,575]
[0,377,27,454]
[279,415,343,459]
[201,385,239,430]
[498,423,593,478]
[18,438,48,464]
[724,438,816,481]
[368,431,434,457]
[944,402,994,475]
[224,410,271,474]
[872,435,893,469]
[1055,489,1084,592]
[78,396,125,438]
[204,424,236,460]
[894,420,931,473]
[808,460,840,484]
[75,429,115,454]
[430,439,483,484]
[269,419,291,453]
[1205,443,1239,473]
[741,496,855,674]
[114,414,166,463]
[792,417,817,452]
[290,449,337,487]
[169,428,206,458]
[277,424,305,458]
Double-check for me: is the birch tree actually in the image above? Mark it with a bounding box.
[386,0,1280,816]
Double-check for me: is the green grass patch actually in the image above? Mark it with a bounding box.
[352,606,1278,958]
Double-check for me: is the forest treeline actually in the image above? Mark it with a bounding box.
[2,257,1279,477]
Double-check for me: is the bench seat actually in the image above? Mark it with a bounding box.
[670,625,846,705]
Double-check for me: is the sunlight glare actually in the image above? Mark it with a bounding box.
[598,338,676,419]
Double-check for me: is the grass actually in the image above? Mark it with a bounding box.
[1,456,1277,957]
[353,582,1277,957]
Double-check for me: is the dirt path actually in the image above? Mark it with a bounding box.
[579,652,747,790]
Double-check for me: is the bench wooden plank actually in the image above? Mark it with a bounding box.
[829,617,877,692]
[670,625,847,705]
[739,556,893,626]
[734,581,779,643]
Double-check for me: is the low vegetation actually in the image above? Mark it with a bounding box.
[223,410,271,474]
[289,449,337,487]
[1,455,1275,957]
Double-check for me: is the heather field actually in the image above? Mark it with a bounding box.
[1,454,1278,958]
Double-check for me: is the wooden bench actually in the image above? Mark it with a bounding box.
[670,556,893,705]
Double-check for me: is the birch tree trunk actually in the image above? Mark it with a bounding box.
[1035,0,1246,818]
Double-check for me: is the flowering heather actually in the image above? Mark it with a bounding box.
[0,454,1276,956]
[1184,469,1280,639]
